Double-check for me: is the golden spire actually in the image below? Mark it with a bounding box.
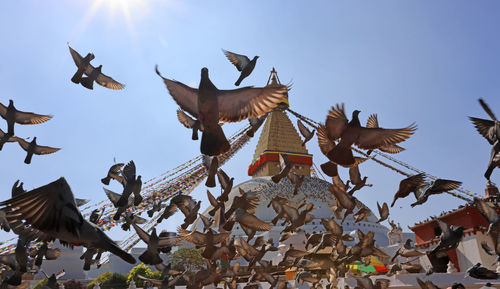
[248,68,311,178]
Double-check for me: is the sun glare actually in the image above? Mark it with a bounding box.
[81,0,151,37]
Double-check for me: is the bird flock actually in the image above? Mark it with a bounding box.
[0,44,498,289]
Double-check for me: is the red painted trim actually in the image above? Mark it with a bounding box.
[248,151,312,175]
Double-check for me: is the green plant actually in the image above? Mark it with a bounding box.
[87,272,112,289]
[169,247,204,273]
[100,273,127,289]
[127,263,152,288]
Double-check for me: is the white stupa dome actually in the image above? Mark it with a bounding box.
[197,175,390,247]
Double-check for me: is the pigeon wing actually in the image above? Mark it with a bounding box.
[222,49,250,71]
[16,138,30,152]
[216,85,288,122]
[355,124,417,150]
[430,179,462,193]
[475,198,500,224]
[297,120,312,139]
[33,145,61,155]
[317,124,335,156]
[365,114,379,128]
[0,178,83,235]
[156,66,199,118]
[68,45,85,67]
[325,104,348,141]
[348,166,362,185]
[95,72,124,90]
[137,275,162,286]
[176,109,197,128]
[123,160,136,182]
[103,188,122,206]
[236,211,271,231]
[469,117,496,144]
[13,110,52,125]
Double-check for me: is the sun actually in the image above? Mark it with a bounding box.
[81,0,151,37]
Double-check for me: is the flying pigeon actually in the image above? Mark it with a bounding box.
[390,173,426,207]
[0,100,52,136]
[101,163,125,186]
[411,178,462,207]
[469,98,500,180]
[117,160,142,207]
[430,219,464,254]
[271,154,293,183]
[16,137,60,164]
[0,178,136,266]
[156,66,288,156]
[222,49,259,86]
[297,120,315,147]
[68,45,124,90]
[104,188,133,221]
[325,104,416,166]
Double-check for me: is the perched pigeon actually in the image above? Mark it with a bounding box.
[0,100,52,136]
[16,137,60,164]
[156,66,288,156]
[325,104,416,166]
[466,262,499,279]
[222,49,259,86]
[0,178,136,267]
[68,45,124,90]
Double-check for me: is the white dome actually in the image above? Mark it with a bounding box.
[199,176,390,247]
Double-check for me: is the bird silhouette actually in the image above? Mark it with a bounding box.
[325,104,416,166]
[68,45,124,90]
[16,137,60,164]
[222,49,259,86]
[156,66,288,156]
[0,100,52,136]
[0,178,136,267]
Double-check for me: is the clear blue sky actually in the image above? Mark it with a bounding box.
[0,0,499,244]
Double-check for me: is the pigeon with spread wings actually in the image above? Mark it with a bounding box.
[365,114,406,154]
[410,179,462,207]
[0,100,52,137]
[16,137,60,164]
[390,173,426,207]
[316,124,368,173]
[68,45,124,90]
[325,104,416,166]
[101,163,125,186]
[222,49,259,86]
[469,98,500,180]
[156,66,288,156]
[0,178,136,267]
